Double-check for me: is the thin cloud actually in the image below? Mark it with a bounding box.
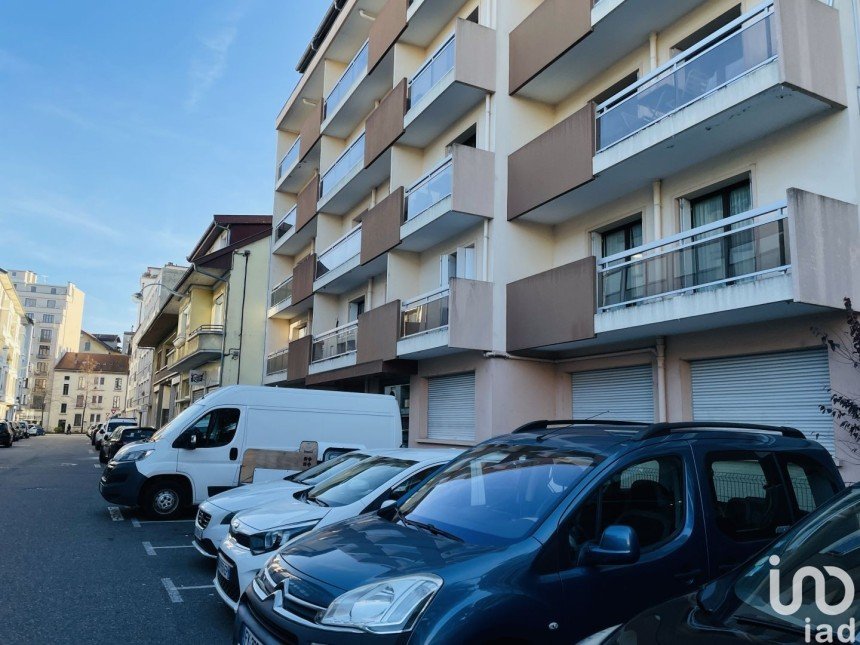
[7,196,121,240]
[185,5,246,112]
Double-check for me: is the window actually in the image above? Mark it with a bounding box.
[78,377,85,389]
[62,384,69,396]
[185,408,240,448]
[76,395,84,408]
[440,245,476,285]
[568,456,685,563]
[73,414,82,427]
[671,5,742,55]
[40,329,52,342]
[114,378,122,390]
[24,298,36,307]
[36,362,47,374]
[291,322,308,341]
[706,452,792,542]
[29,286,35,292]
[50,287,57,295]
[83,341,91,351]
[35,378,47,389]
[42,314,54,323]
[60,403,67,413]
[37,345,50,358]
[600,218,644,306]
[46,300,56,309]
[781,456,839,516]
[26,313,34,322]
[112,396,120,408]
[347,297,365,323]
[213,295,225,326]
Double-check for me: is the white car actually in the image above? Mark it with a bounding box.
[214,448,461,611]
[192,450,377,558]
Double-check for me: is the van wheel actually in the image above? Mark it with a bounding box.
[141,480,185,519]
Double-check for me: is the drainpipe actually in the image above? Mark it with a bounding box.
[234,251,250,384]
[852,0,860,112]
[656,337,667,422]
[367,278,373,309]
[649,32,658,71]
[652,180,663,240]
[484,95,493,152]
[482,220,490,281]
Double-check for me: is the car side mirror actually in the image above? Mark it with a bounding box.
[186,432,197,450]
[578,525,640,567]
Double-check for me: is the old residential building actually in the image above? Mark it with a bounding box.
[137,216,271,426]
[0,269,30,421]
[266,0,860,481]
[46,352,130,431]
[80,331,122,355]
[8,269,84,422]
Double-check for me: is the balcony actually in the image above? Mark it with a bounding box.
[399,19,496,148]
[171,325,224,372]
[508,0,846,224]
[268,277,293,318]
[275,138,301,190]
[316,132,391,216]
[277,105,323,194]
[309,321,359,373]
[313,225,379,295]
[271,207,297,252]
[397,279,493,359]
[265,348,289,377]
[510,0,707,103]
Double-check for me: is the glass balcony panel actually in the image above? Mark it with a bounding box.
[266,349,289,375]
[405,160,453,221]
[270,278,293,308]
[409,36,456,108]
[312,323,358,362]
[315,227,362,279]
[275,207,297,240]
[278,138,301,179]
[324,41,370,119]
[401,289,450,337]
[320,134,366,199]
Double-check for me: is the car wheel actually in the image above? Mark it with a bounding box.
[99,451,108,464]
[142,480,185,520]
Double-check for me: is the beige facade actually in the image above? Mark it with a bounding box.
[265,0,860,481]
[0,270,30,421]
[46,352,130,432]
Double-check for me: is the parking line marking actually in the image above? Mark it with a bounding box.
[131,518,141,528]
[175,584,215,591]
[161,578,183,603]
[143,541,157,556]
[153,545,196,550]
[60,462,77,466]
[107,506,124,521]
[93,464,102,469]
[137,519,194,524]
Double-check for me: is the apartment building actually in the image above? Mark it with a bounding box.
[265,0,860,480]
[137,216,271,426]
[46,352,130,431]
[80,330,122,355]
[0,270,30,421]
[127,264,188,426]
[8,269,85,421]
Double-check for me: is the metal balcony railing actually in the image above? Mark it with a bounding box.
[311,321,358,362]
[596,2,776,150]
[409,33,456,108]
[320,133,365,200]
[315,226,362,280]
[405,157,453,221]
[597,202,789,309]
[270,277,293,308]
[277,138,301,179]
[324,40,369,120]
[401,287,450,338]
[275,207,297,241]
[266,348,289,375]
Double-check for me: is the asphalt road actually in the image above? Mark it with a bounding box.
[0,435,234,644]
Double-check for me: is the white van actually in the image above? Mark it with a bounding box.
[98,385,402,519]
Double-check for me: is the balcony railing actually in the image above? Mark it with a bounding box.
[270,277,293,308]
[320,133,365,199]
[311,321,358,362]
[597,202,789,309]
[278,138,301,179]
[316,226,361,279]
[401,287,450,338]
[266,348,289,375]
[409,34,456,108]
[405,157,453,221]
[596,2,775,151]
[324,40,369,120]
[275,207,297,241]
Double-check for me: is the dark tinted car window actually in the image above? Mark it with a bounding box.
[780,455,839,516]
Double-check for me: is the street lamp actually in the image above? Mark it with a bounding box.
[131,282,184,303]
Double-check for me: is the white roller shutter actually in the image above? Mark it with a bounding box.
[571,365,655,423]
[428,372,476,442]
[691,349,833,453]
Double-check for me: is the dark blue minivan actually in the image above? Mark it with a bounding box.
[235,421,844,644]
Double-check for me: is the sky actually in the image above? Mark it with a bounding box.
[0,0,328,335]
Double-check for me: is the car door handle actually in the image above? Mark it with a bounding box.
[674,569,704,583]
[229,447,238,461]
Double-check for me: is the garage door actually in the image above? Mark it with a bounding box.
[428,372,476,442]
[571,365,655,423]
[691,349,833,453]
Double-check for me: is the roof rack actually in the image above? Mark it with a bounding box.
[635,422,805,441]
[512,419,649,434]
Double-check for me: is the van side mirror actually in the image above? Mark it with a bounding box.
[578,525,640,567]
[186,432,197,450]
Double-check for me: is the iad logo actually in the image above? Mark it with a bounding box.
[768,555,856,643]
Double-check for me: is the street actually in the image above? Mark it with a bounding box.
[0,435,233,644]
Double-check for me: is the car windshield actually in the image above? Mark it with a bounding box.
[149,403,206,442]
[730,487,859,631]
[399,444,596,545]
[287,452,369,486]
[306,457,416,508]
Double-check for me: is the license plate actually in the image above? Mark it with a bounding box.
[217,555,233,581]
[194,525,203,540]
[241,627,263,645]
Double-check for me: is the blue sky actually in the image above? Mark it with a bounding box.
[0,0,327,335]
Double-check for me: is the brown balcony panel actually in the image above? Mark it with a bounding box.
[369,0,407,73]
[399,19,496,148]
[296,174,320,233]
[365,79,407,168]
[299,102,323,161]
[507,104,594,222]
[449,278,492,351]
[356,300,401,363]
[287,335,313,383]
[361,187,404,264]
[507,258,596,353]
[291,254,317,305]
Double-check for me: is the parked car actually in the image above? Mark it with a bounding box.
[0,421,13,447]
[234,420,844,645]
[589,482,860,644]
[32,425,45,436]
[99,386,402,519]
[15,422,29,440]
[100,426,156,464]
[93,418,136,451]
[217,448,460,611]
[26,424,41,437]
[193,450,375,559]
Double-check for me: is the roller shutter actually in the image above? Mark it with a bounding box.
[428,372,476,442]
[571,365,655,423]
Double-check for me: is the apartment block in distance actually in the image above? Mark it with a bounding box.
[9,269,85,422]
[265,0,860,481]
[137,216,271,426]
[46,352,130,432]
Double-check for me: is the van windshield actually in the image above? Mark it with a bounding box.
[399,444,595,546]
[149,403,206,442]
[287,452,369,486]
[306,457,415,508]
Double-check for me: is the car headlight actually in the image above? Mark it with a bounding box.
[237,522,317,556]
[319,574,442,634]
[116,449,154,462]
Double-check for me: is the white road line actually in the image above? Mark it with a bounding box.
[60,462,77,466]
[108,507,124,521]
[175,584,215,591]
[93,464,102,469]
[143,541,157,556]
[143,542,195,555]
[161,578,183,603]
[131,518,141,528]
[137,519,194,524]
